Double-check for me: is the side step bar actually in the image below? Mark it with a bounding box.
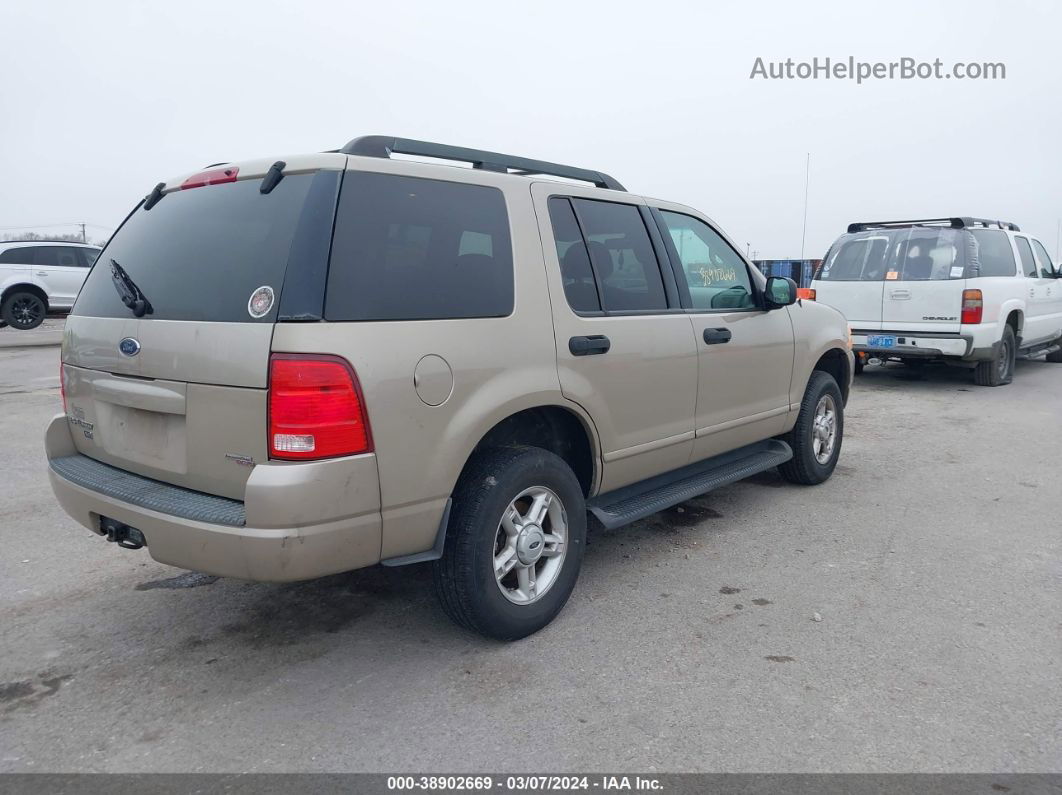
[587,439,792,530]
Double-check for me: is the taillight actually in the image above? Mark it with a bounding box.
[181,166,238,190]
[268,354,372,460]
[59,363,67,413]
[961,289,983,325]
[797,288,816,301]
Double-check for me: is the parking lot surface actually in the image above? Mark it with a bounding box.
[1,343,1059,773]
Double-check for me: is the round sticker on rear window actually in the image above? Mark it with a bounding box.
[248,285,275,318]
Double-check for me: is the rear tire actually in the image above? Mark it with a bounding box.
[433,446,586,641]
[1,291,47,330]
[778,371,844,486]
[974,325,1015,386]
[854,356,864,375]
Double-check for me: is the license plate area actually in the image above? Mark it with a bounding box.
[867,334,897,348]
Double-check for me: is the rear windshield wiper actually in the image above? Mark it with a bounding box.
[110,259,153,318]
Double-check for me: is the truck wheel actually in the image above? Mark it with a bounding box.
[1,291,47,330]
[778,371,843,486]
[433,446,586,640]
[974,325,1015,386]
[854,355,864,375]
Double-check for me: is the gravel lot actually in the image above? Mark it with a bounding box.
[1,343,1059,773]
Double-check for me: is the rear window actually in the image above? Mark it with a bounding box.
[73,172,339,322]
[819,227,965,282]
[325,172,513,321]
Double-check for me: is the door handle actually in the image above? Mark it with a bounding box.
[569,335,611,356]
[889,289,911,299]
[36,271,48,277]
[703,328,732,345]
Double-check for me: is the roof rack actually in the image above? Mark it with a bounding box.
[847,217,1020,233]
[340,135,626,191]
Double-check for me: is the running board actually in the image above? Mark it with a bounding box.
[587,439,793,530]
[1019,344,1059,360]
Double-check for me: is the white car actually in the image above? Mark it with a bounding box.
[812,217,1062,386]
[0,241,102,330]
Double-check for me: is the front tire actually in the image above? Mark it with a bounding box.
[778,371,844,486]
[1,291,47,330]
[974,325,1015,386]
[433,446,586,641]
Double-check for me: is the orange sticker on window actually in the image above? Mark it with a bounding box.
[885,270,899,280]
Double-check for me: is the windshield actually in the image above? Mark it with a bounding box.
[819,227,966,282]
[73,171,339,322]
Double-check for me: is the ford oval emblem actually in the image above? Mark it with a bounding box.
[119,337,141,357]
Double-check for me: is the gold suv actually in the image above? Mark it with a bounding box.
[47,136,853,639]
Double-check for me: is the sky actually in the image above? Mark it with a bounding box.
[2,0,1060,259]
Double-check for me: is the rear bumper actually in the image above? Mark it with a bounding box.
[45,414,382,582]
[851,331,976,360]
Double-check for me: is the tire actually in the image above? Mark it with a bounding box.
[432,446,586,641]
[974,325,1015,386]
[854,356,864,375]
[1,291,47,330]
[777,371,844,486]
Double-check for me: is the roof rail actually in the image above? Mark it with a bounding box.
[340,135,626,191]
[848,217,1020,233]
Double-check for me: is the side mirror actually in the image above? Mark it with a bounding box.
[765,276,798,308]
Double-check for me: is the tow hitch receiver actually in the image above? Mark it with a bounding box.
[99,517,146,550]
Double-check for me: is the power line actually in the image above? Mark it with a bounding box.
[0,222,112,231]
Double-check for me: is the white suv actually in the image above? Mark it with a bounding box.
[812,218,1062,385]
[0,241,102,330]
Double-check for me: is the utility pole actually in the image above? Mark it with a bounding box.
[800,153,810,260]
[79,223,86,243]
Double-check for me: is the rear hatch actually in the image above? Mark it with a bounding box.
[816,226,968,334]
[61,154,344,500]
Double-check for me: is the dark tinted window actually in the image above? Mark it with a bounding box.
[968,230,1016,278]
[74,173,335,322]
[571,199,666,312]
[79,248,101,267]
[0,246,35,264]
[1032,240,1055,278]
[1015,237,1038,278]
[658,210,755,310]
[33,246,82,267]
[326,172,513,321]
[548,197,600,313]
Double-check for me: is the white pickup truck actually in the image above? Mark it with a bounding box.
[812,217,1062,386]
[0,241,101,330]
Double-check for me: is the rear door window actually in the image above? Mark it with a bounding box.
[326,172,513,321]
[74,172,338,322]
[548,197,600,313]
[968,230,1017,277]
[78,248,101,267]
[657,210,755,310]
[1015,237,1038,278]
[570,199,667,312]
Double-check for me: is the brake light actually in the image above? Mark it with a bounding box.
[268,354,372,460]
[181,166,239,190]
[59,363,67,413]
[797,288,816,301]
[961,289,983,325]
